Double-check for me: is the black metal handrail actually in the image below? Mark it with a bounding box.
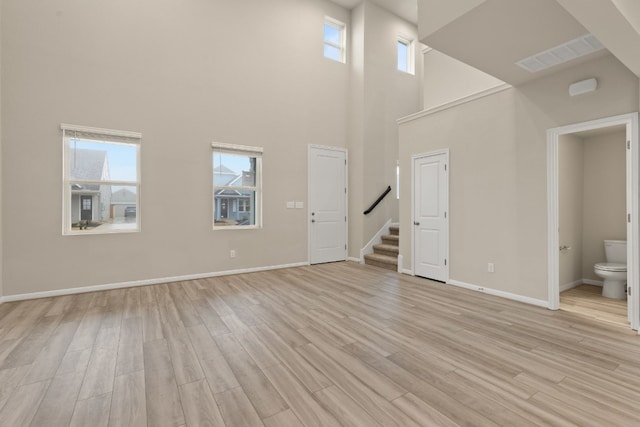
[363,186,392,215]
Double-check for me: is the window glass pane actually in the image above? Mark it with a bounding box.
[68,139,137,182]
[398,41,408,72]
[214,190,255,227]
[324,24,340,45]
[324,44,341,62]
[213,152,256,187]
[69,184,137,231]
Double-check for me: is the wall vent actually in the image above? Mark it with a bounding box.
[516,34,604,73]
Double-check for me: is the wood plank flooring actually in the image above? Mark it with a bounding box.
[561,284,628,327]
[0,262,639,426]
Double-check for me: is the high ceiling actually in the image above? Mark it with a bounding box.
[420,0,612,85]
[330,0,417,24]
[330,0,640,85]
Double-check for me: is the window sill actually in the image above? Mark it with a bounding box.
[212,225,261,231]
[64,226,140,236]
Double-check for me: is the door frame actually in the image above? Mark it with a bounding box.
[307,145,348,264]
[547,112,639,331]
[411,148,450,281]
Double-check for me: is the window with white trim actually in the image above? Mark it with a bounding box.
[212,143,263,229]
[324,17,346,63]
[397,36,414,74]
[62,124,141,235]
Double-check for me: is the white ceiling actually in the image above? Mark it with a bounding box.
[331,0,638,86]
[330,0,418,24]
[420,0,612,85]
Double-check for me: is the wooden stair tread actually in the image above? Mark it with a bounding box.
[381,234,399,243]
[373,244,399,254]
[364,253,398,264]
[364,226,399,271]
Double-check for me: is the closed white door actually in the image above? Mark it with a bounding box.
[309,146,347,264]
[413,152,449,281]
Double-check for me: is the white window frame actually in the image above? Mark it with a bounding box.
[62,123,141,235]
[212,142,263,230]
[324,17,346,63]
[397,35,415,75]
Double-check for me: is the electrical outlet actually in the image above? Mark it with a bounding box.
[230,250,236,258]
[488,263,494,273]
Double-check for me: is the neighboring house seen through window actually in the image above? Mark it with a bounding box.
[212,143,263,229]
[324,17,346,63]
[62,124,141,235]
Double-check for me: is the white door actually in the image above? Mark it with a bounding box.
[413,151,449,281]
[309,146,347,264]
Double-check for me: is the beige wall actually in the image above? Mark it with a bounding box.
[417,0,486,40]
[423,49,505,110]
[582,130,627,280]
[1,0,353,296]
[558,134,584,287]
[348,1,422,258]
[0,1,2,299]
[399,54,638,301]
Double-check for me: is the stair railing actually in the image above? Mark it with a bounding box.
[363,186,392,215]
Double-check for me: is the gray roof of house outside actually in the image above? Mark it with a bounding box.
[70,148,108,180]
[70,148,108,191]
[214,164,240,186]
[111,188,136,203]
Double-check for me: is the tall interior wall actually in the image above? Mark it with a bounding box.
[1,0,353,296]
[423,49,504,111]
[1,0,422,297]
[400,55,638,301]
[0,1,3,300]
[348,1,421,258]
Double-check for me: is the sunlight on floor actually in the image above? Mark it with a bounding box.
[560,284,628,328]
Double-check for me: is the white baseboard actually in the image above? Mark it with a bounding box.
[448,279,548,308]
[582,278,603,287]
[401,268,413,275]
[347,257,361,263]
[560,279,583,292]
[0,262,310,303]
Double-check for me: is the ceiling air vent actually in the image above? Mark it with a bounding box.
[516,34,604,73]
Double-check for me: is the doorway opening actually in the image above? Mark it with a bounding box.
[547,113,639,331]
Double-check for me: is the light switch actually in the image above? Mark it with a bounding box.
[295,201,304,209]
[286,201,295,209]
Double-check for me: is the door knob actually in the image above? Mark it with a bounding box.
[414,221,420,226]
[311,219,315,223]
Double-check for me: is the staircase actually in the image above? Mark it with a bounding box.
[364,225,399,271]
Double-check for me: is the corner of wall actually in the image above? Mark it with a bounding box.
[0,2,4,302]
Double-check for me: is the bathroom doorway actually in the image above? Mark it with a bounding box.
[547,113,639,332]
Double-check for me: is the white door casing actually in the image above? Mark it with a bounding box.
[309,145,347,264]
[547,112,639,331]
[413,150,449,282]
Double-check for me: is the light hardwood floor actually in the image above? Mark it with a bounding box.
[561,284,629,327]
[0,262,639,426]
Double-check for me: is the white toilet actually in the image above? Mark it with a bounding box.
[594,240,627,299]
